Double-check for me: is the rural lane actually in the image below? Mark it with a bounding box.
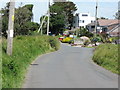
[23,43,118,88]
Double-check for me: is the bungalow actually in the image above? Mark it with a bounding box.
[86,19,119,36]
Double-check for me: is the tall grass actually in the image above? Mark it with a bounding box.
[2,35,60,88]
[93,43,119,74]
[0,39,2,90]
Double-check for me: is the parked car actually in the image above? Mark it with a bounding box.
[61,37,73,43]
[59,37,64,41]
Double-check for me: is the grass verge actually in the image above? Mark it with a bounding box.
[93,43,119,74]
[2,35,60,88]
[0,40,2,89]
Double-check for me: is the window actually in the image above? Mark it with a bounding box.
[79,20,85,23]
[82,20,84,23]
[82,14,88,16]
[76,14,79,16]
[91,20,95,23]
[91,26,95,28]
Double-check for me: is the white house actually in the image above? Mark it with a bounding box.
[73,13,95,28]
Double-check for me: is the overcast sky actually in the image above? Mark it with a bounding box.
[0,0,119,23]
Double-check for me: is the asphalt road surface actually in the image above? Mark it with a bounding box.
[23,43,118,88]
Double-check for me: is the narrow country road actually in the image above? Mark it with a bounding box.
[23,43,118,88]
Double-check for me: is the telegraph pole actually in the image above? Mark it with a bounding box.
[94,0,98,36]
[7,0,15,55]
[47,0,50,35]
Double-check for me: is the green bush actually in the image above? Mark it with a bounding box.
[2,35,60,88]
[83,39,91,46]
[91,36,102,43]
[48,36,60,50]
[97,34,109,43]
[93,44,118,74]
[78,28,93,38]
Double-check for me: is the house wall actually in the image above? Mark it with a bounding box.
[79,13,95,28]
[73,13,95,29]
[73,14,79,28]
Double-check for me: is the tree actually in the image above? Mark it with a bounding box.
[1,3,39,37]
[14,4,34,35]
[0,2,10,37]
[22,22,39,35]
[49,1,77,35]
[62,1,77,29]
[53,1,77,29]
[50,3,66,35]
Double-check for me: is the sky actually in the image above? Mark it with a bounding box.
[0,0,119,23]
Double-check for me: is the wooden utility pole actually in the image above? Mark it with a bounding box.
[47,0,50,35]
[7,0,15,55]
[94,0,98,36]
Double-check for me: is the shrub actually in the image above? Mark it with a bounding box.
[91,36,102,43]
[93,43,118,74]
[83,39,91,46]
[48,36,60,50]
[97,34,109,43]
[78,28,93,38]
